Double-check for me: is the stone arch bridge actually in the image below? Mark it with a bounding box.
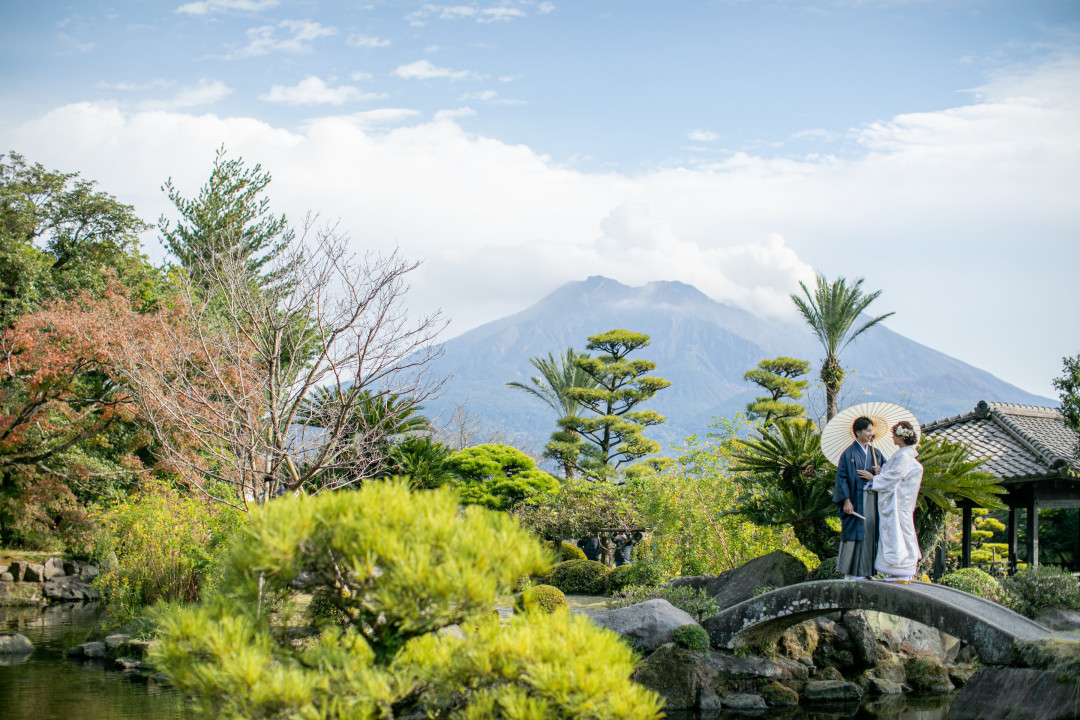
[702,580,1053,665]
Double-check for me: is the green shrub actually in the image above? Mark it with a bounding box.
[1002,565,1080,618]
[671,624,709,652]
[607,585,720,623]
[514,584,569,614]
[805,558,843,582]
[938,568,1008,605]
[91,481,244,623]
[605,564,639,595]
[548,559,612,595]
[545,541,587,562]
[153,482,663,719]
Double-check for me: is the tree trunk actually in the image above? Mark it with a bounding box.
[821,356,845,421]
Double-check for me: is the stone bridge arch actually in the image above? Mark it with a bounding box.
[702,580,1053,665]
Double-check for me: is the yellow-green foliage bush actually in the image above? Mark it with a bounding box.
[92,481,243,623]
[544,540,587,562]
[153,481,662,719]
[604,564,640,595]
[548,559,612,595]
[938,567,1008,605]
[514,584,568,614]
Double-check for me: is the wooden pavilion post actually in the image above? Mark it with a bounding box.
[961,506,972,568]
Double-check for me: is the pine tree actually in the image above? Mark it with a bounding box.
[744,356,810,426]
[545,329,670,480]
[159,146,292,289]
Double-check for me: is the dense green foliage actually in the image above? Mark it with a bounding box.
[729,418,837,562]
[791,274,893,420]
[1002,565,1080,618]
[547,559,612,595]
[514,584,569,614]
[604,564,640,594]
[744,356,810,426]
[937,568,1008,605]
[546,329,671,479]
[671,623,710,652]
[448,443,560,511]
[607,585,720,623]
[513,479,642,545]
[630,417,815,579]
[153,482,662,719]
[0,153,165,551]
[92,481,244,623]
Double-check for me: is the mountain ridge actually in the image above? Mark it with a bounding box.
[423,276,1054,456]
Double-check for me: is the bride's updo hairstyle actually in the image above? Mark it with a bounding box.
[892,421,918,446]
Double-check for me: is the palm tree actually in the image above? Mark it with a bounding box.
[507,348,598,478]
[914,436,1006,574]
[728,418,838,562]
[791,274,894,421]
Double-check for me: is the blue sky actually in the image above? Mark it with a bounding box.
[2,0,1079,399]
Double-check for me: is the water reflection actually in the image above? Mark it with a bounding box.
[0,603,185,720]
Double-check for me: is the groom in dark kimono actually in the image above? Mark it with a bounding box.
[833,416,885,579]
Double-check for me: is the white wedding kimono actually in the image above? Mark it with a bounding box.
[869,445,923,577]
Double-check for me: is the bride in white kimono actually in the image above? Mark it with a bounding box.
[858,421,923,582]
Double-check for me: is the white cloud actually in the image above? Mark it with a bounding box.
[537,2,556,13]
[348,34,390,48]
[393,59,474,81]
[688,129,719,142]
[6,56,1079,396]
[260,76,385,106]
[350,71,374,81]
[227,19,336,59]
[57,32,95,55]
[434,107,477,120]
[98,79,172,91]
[176,0,278,15]
[140,79,233,110]
[407,4,530,25]
[458,89,525,105]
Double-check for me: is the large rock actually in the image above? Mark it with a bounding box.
[22,563,45,583]
[1035,609,1080,633]
[632,644,809,711]
[864,610,960,661]
[43,576,99,602]
[666,551,808,610]
[802,679,862,702]
[589,599,697,653]
[631,643,709,710]
[949,667,1080,720]
[43,557,65,579]
[904,654,954,693]
[0,632,34,654]
[7,561,26,582]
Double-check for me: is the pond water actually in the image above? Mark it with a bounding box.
[0,602,959,719]
[0,603,185,720]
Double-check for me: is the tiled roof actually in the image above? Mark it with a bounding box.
[922,401,1080,481]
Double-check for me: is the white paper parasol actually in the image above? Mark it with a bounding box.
[820,402,920,466]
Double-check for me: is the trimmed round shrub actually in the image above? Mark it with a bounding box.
[605,564,639,595]
[548,559,612,595]
[545,541,587,562]
[938,568,1008,605]
[514,584,569,614]
[1002,565,1080,618]
[671,624,709,653]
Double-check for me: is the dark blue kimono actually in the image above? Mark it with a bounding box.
[832,441,885,541]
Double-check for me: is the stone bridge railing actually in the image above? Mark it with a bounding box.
[702,579,1053,665]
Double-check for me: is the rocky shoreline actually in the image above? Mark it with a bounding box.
[0,557,101,605]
